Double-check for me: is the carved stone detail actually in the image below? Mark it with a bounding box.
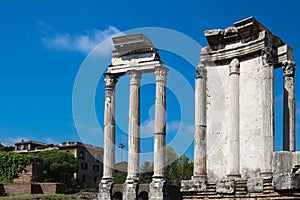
[229,58,240,75]
[216,178,235,194]
[128,70,141,85]
[262,47,275,67]
[181,177,207,192]
[104,73,118,89]
[282,60,296,77]
[149,178,168,200]
[123,181,139,200]
[247,177,263,193]
[155,67,168,82]
[98,178,114,200]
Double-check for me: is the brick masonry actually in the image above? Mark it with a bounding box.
[3,183,67,196]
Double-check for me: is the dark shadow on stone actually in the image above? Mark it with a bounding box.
[138,191,148,200]
[113,191,122,200]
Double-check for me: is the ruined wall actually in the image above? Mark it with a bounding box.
[206,56,264,180]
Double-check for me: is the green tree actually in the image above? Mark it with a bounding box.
[36,149,76,183]
[114,171,127,184]
[139,161,153,183]
[164,145,193,187]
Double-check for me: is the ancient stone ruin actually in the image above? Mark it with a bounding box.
[99,17,298,199]
[181,17,299,199]
[98,34,170,200]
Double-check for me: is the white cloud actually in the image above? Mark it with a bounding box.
[42,26,122,54]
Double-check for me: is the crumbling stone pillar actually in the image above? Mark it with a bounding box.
[99,73,118,200]
[283,60,296,152]
[123,70,141,200]
[194,64,207,179]
[149,66,168,200]
[227,58,241,178]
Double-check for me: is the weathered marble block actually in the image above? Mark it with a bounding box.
[216,178,235,194]
[247,177,263,193]
[181,177,207,192]
[274,173,300,190]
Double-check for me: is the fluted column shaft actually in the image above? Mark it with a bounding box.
[283,61,296,152]
[127,70,141,180]
[193,65,207,178]
[103,73,118,179]
[227,58,241,178]
[153,67,168,178]
[260,48,274,176]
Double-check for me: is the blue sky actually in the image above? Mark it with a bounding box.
[0,0,299,162]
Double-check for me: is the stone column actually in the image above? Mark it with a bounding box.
[149,66,168,200]
[180,65,207,193]
[99,73,118,200]
[193,64,207,179]
[227,58,241,178]
[123,70,141,200]
[260,47,274,177]
[283,60,296,152]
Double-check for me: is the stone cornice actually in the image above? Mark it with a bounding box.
[201,31,266,62]
[201,17,292,66]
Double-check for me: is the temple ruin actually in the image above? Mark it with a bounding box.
[99,17,299,200]
[181,17,299,199]
[98,34,169,200]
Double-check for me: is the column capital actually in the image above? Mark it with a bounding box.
[196,64,207,79]
[128,70,142,85]
[104,73,118,90]
[155,67,169,82]
[282,60,296,77]
[262,47,275,67]
[229,58,240,75]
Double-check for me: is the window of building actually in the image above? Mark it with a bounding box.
[81,162,88,170]
[93,165,99,172]
[79,151,85,159]
[94,176,98,183]
[17,145,21,150]
[24,144,29,150]
[82,175,86,183]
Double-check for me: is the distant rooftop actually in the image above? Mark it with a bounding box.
[14,140,50,146]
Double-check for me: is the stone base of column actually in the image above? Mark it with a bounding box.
[180,176,207,192]
[123,179,139,200]
[216,178,235,194]
[260,171,273,178]
[98,178,114,200]
[149,177,168,200]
